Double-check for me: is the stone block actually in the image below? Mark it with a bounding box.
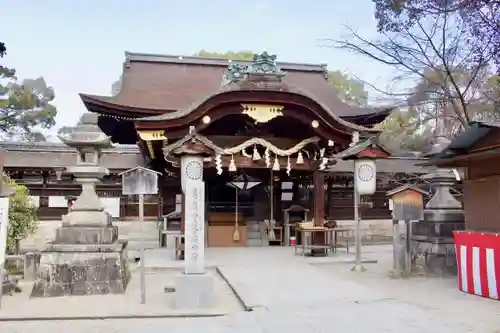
[174,273,214,309]
[23,252,40,281]
[63,210,112,227]
[31,243,130,297]
[55,225,118,244]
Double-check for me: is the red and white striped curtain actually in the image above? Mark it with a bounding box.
[454,231,500,300]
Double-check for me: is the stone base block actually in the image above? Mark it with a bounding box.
[55,225,118,244]
[63,210,111,227]
[174,273,214,309]
[31,242,130,297]
[426,253,457,276]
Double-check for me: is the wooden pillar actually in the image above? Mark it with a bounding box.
[312,171,326,256]
[313,171,325,226]
[326,176,332,219]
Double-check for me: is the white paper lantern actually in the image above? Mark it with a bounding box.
[354,159,376,195]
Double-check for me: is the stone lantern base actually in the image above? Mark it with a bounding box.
[31,220,130,297]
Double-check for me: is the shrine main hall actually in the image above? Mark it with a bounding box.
[1,51,427,247]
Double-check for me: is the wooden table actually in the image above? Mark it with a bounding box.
[294,228,332,256]
[326,227,354,253]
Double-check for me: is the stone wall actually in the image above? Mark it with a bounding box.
[21,218,394,252]
[336,219,394,243]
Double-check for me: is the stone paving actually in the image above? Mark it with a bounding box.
[2,245,499,332]
[0,267,241,319]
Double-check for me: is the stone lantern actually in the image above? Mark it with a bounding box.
[411,169,465,275]
[31,113,130,297]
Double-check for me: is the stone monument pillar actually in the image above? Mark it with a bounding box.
[174,153,214,308]
[412,169,465,275]
[31,113,130,297]
[0,149,16,305]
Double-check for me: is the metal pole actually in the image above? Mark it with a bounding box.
[270,169,274,222]
[404,219,412,276]
[392,219,401,277]
[351,185,365,271]
[139,194,146,304]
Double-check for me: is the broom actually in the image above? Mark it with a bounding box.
[267,219,276,241]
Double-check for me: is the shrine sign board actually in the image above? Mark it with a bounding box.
[120,166,160,195]
[387,185,427,221]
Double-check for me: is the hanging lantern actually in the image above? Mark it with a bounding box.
[252,145,261,160]
[296,151,304,165]
[272,156,280,171]
[328,140,335,147]
[226,174,262,242]
[264,148,271,168]
[286,156,291,176]
[229,155,237,172]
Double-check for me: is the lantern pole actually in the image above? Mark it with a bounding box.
[351,178,365,272]
[270,169,274,223]
[139,193,146,304]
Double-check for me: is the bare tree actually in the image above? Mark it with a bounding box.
[327,1,498,140]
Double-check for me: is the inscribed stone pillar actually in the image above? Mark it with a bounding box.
[0,149,15,303]
[175,154,213,309]
[180,155,205,274]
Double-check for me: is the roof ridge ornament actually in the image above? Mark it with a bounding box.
[223,51,286,84]
[249,52,282,75]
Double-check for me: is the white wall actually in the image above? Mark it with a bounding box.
[100,197,120,218]
[48,196,67,208]
[28,196,40,207]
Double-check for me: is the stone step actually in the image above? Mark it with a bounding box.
[127,240,159,250]
[247,230,262,239]
[246,222,261,232]
[246,238,263,247]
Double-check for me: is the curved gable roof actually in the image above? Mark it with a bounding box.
[80,52,393,120]
[134,80,380,135]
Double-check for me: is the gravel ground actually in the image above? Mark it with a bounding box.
[315,247,500,333]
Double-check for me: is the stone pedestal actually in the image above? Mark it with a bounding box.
[32,241,129,297]
[174,273,214,309]
[31,218,130,297]
[31,112,130,297]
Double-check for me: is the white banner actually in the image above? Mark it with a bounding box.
[0,197,10,269]
[184,182,205,274]
[48,196,67,208]
[99,197,120,218]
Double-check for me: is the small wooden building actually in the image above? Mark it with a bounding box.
[426,121,500,232]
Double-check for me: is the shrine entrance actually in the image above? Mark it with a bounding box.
[203,167,316,247]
